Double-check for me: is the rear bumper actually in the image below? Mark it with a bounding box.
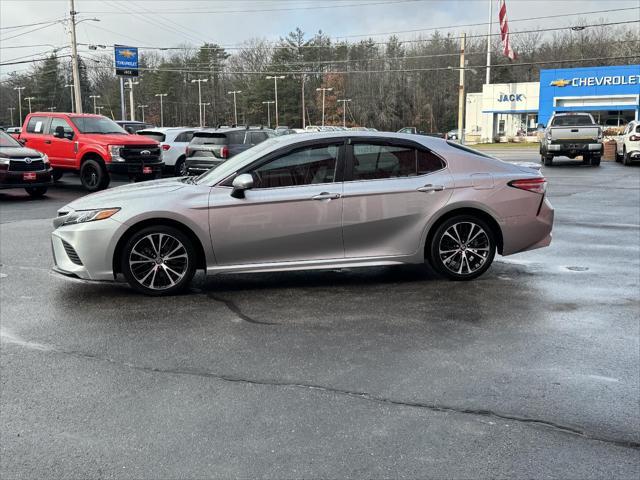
[0,168,52,189]
[546,142,602,154]
[106,161,164,176]
[502,196,554,255]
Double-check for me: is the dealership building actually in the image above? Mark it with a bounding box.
[465,64,640,143]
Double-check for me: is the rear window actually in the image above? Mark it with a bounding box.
[137,131,166,142]
[446,141,495,159]
[26,116,48,134]
[191,131,245,145]
[551,115,594,127]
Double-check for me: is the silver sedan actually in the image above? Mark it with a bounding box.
[51,132,554,295]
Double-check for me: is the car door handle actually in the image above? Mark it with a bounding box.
[417,184,445,192]
[44,140,51,144]
[312,192,341,200]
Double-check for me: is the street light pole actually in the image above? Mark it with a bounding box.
[155,93,168,127]
[227,90,242,125]
[13,86,25,126]
[64,84,75,112]
[96,106,104,115]
[8,108,15,126]
[458,33,466,145]
[89,95,101,114]
[337,99,352,128]
[262,101,275,128]
[137,104,148,123]
[202,103,211,126]
[316,87,333,126]
[24,96,35,115]
[266,75,285,127]
[191,78,208,127]
[69,0,83,113]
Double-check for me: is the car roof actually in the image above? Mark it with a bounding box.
[138,127,197,133]
[262,130,445,148]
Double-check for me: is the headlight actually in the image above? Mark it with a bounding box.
[42,153,49,165]
[545,132,552,140]
[61,208,120,226]
[0,157,9,166]
[109,145,126,162]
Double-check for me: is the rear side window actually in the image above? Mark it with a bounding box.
[227,131,245,145]
[248,131,268,144]
[137,131,166,142]
[26,116,48,134]
[351,143,444,180]
[635,125,640,134]
[551,115,594,126]
[174,131,194,143]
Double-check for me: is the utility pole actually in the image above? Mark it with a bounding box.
[262,101,275,128]
[24,97,35,114]
[202,103,210,126]
[458,33,466,145]
[337,99,352,128]
[64,84,75,112]
[13,86,25,126]
[486,0,492,84]
[191,78,208,127]
[89,95,101,114]
[8,108,15,126]
[316,87,333,126]
[301,73,306,129]
[266,75,285,127]
[155,93,168,127]
[137,104,148,123]
[127,79,139,121]
[69,0,82,113]
[228,90,242,125]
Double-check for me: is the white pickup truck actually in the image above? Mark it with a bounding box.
[539,113,603,167]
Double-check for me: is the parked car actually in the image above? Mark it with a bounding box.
[116,120,154,134]
[5,126,21,135]
[18,113,163,191]
[398,127,445,138]
[615,120,640,165]
[539,113,603,166]
[185,127,275,175]
[274,126,290,135]
[136,127,198,176]
[0,130,52,197]
[51,132,553,295]
[446,129,460,140]
[305,126,321,132]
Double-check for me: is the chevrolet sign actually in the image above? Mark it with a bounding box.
[114,45,139,77]
[551,74,640,87]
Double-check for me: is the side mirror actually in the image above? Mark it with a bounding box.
[230,173,254,199]
[53,126,65,138]
[126,126,134,134]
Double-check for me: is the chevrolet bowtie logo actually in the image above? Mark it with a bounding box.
[550,79,571,87]
[120,49,136,58]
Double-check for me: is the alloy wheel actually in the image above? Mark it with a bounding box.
[128,233,189,290]
[438,221,490,276]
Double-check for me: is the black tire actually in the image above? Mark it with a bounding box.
[174,156,187,176]
[428,215,497,281]
[542,155,553,166]
[615,150,622,163]
[121,225,196,296]
[52,169,64,181]
[623,147,631,166]
[25,186,47,197]
[590,155,601,167]
[80,159,110,191]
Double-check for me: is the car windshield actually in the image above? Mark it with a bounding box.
[195,137,284,185]
[0,130,21,148]
[71,116,128,134]
[551,115,594,127]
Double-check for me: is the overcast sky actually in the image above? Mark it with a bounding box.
[1,0,639,77]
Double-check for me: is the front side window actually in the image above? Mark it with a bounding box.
[26,116,48,134]
[351,143,444,180]
[49,118,74,136]
[250,144,339,189]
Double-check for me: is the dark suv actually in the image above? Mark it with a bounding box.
[185,127,275,175]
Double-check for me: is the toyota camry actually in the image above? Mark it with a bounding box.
[51,132,554,295]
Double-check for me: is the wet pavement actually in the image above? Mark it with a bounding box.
[1,157,639,478]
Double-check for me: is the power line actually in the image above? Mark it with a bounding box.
[0,18,65,30]
[0,22,62,42]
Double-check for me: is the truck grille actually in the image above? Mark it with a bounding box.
[119,145,161,162]
[9,159,45,171]
[61,240,83,265]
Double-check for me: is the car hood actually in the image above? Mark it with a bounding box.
[0,146,44,158]
[82,134,159,145]
[63,177,187,212]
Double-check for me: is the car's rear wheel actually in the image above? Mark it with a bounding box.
[175,156,187,176]
[590,155,601,167]
[623,147,632,166]
[542,154,553,166]
[80,159,110,191]
[429,215,496,281]
[121,226,196,296]
[25,186,47,198]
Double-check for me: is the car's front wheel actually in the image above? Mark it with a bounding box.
[429,216,496,281]
[121,226,196,295]
[25,186,47,198]
[80,159,110,191]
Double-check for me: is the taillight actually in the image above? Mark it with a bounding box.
[185,146,190,157]
[630,135,640,142]
[508,177,547,194]
[162,144,170,150]
[220,146,229,159]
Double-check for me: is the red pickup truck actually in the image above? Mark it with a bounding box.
[18,112,163,191]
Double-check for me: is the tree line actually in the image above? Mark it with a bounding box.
[1,22,637,131]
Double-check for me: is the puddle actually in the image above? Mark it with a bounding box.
[564,266,589,272]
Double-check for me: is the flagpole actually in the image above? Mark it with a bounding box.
[486,0,492,84]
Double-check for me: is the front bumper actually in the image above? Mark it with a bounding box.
[51,217,126,281]
[106,160,164,176]
[0,168,52,189]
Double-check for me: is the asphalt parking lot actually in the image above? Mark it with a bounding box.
[1,152,639,478]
